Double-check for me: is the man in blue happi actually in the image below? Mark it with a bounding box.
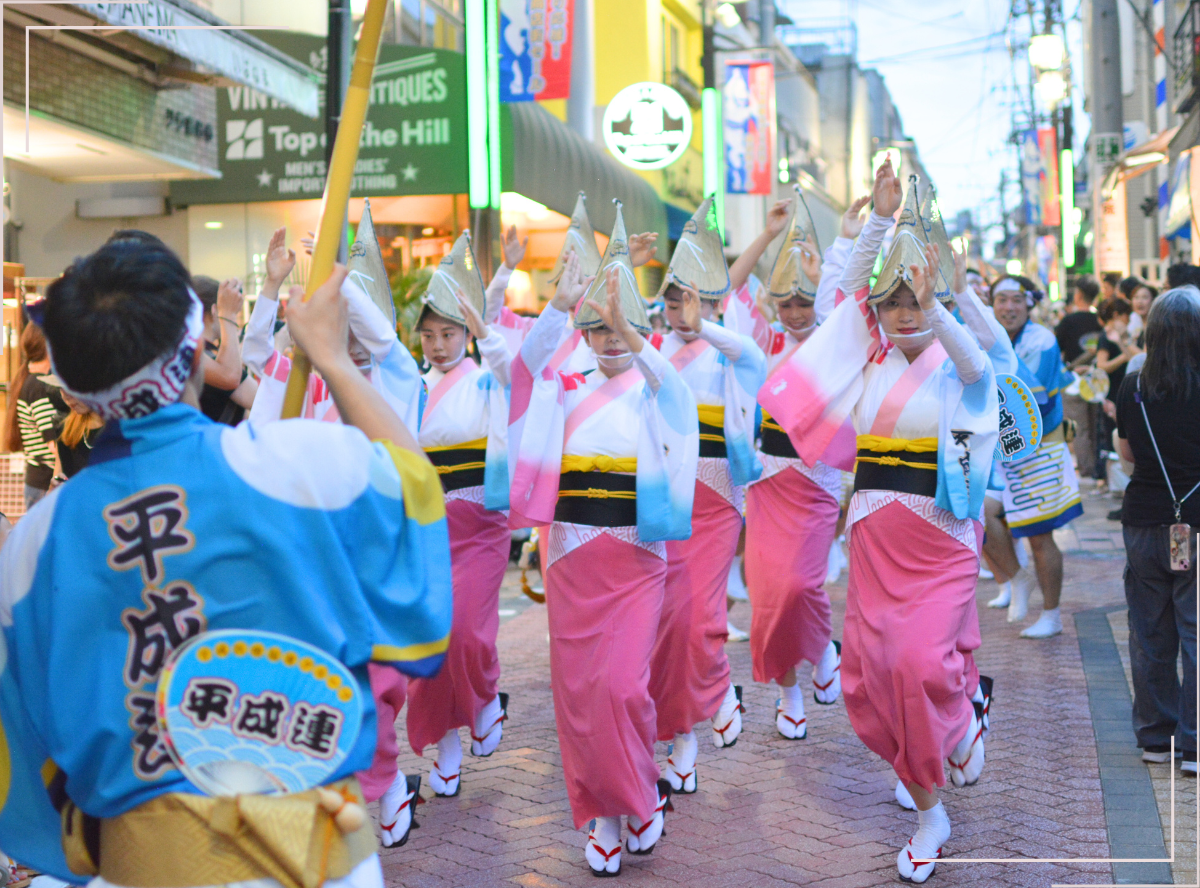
[0,239,452,888]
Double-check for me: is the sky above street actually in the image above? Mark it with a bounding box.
[781,0,1087,255]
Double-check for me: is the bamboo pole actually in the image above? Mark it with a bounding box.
[281,0,388,418]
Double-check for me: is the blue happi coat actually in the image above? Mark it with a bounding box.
[0,405,453,879]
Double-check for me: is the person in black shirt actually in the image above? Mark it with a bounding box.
[1057,276,1104,479]
[1097,297,1134,408]
[1115,286,1200,775]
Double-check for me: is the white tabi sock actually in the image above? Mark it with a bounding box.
[897,801,950,883]
[987,581,1011,608]
[1020,607,1063,639]
[666,730,699,792]
[1007,567,1037,623]
[431,728,462,792]
[781,682,804,710]
[471,693,504,756]
[726,555,748,600]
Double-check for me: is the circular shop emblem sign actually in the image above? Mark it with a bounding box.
[602,82,693,170]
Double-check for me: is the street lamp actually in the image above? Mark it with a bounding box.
[1028,33,1065,71]
[1035,70,1067,108]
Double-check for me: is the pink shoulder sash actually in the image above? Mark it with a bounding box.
[668,337,710,373]
[563,367,642,445]
[868,341,947,438]
[423,358,474,421]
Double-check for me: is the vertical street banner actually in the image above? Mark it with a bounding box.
[499,0,573,102]
[1019,128,1044,226]
[169,34,468,205]
[723,60,775,195]
[1037,127,1060,227]
[1097,179,1130,275]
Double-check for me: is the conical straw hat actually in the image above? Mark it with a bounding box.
[347,198,396,327]
[918,187,957,303]
[422,230,486,324]
[656,197,729,301]
[766,185,822,301]
[868,177,929,305]
[549,192,603,283]
[574,200,652,334]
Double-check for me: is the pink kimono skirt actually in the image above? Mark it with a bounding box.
[357,663,409,802]
[843,499,981,791]
[546,528,665,828]
[745,467,840,684]
[406,498,511,754]
[649,479,741,739]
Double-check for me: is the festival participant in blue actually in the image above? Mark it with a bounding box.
[0,239,453,888]
[983,275,1082,639]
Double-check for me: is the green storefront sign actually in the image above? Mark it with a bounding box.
[171,34,467,205]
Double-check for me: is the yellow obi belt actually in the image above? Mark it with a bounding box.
[853,435,938,498]
[697,404,727,458]
[760,409,798,459]
[424,437,486,492]
[556,455,638,528]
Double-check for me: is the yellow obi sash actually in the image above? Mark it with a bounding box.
[556,456,638,526]
[424,437,487,492]
[697,404,727,457]
[560,454,637,475]
[854,435,938,470]
[853,435,938,498]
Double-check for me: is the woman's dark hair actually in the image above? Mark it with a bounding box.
[1141,286,1200,402]
[43,240,193,393]
[191,275,220,315]
[106,229,168,249]
[1098,297,1132,323]
[1166,263,1200,290]
[3,323,47,451]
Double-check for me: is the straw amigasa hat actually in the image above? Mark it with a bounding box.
[655,197,729,301]
[549,191,604,284]
[421,230,487,324]
[573,200,652,335]
[918,186,958,304]
[347,198,396,326]
[765,185,822,302]
[868,176,930,306]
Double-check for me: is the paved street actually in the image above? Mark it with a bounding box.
[375,489,1194,887]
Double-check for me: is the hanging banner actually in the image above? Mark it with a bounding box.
[1097,179,1130,275]
[1019,128,1044,226]
[723,60,775,195]
[1037,127,1060,227]
[499,0,573,102]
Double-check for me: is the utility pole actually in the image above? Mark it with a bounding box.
[1091,0,1124,275]
[326,0,353,262]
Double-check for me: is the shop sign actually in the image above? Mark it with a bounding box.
[602,82,692,170]
[499,0,573,102]
[723,60,775,195]
[170,35,467,206]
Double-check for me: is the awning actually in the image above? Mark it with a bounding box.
[1102,125,1179,196]
[74,1,319,116]
[504,102,669,263]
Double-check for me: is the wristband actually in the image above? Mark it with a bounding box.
[218,316,241,326]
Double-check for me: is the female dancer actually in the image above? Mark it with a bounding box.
[649,199,766,792]
[407,232,514,798]
[761,160,997,882]
[731,190,871,739]
[508,208,698,875]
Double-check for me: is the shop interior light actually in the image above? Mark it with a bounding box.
[205,221,223,230]
[422,226,435,235]
[778,158,790,183]
[500,191,551,221]
[1049,281,1060,301]
[1060,148,1076,267]
[1028,33,1065,71]
[1006,258,1023,274]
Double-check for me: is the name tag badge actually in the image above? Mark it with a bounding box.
[1169,524,1192,572]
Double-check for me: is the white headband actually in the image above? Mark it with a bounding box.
[50,291,204,421]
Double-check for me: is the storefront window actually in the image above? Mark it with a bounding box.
[394,0,462,52]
